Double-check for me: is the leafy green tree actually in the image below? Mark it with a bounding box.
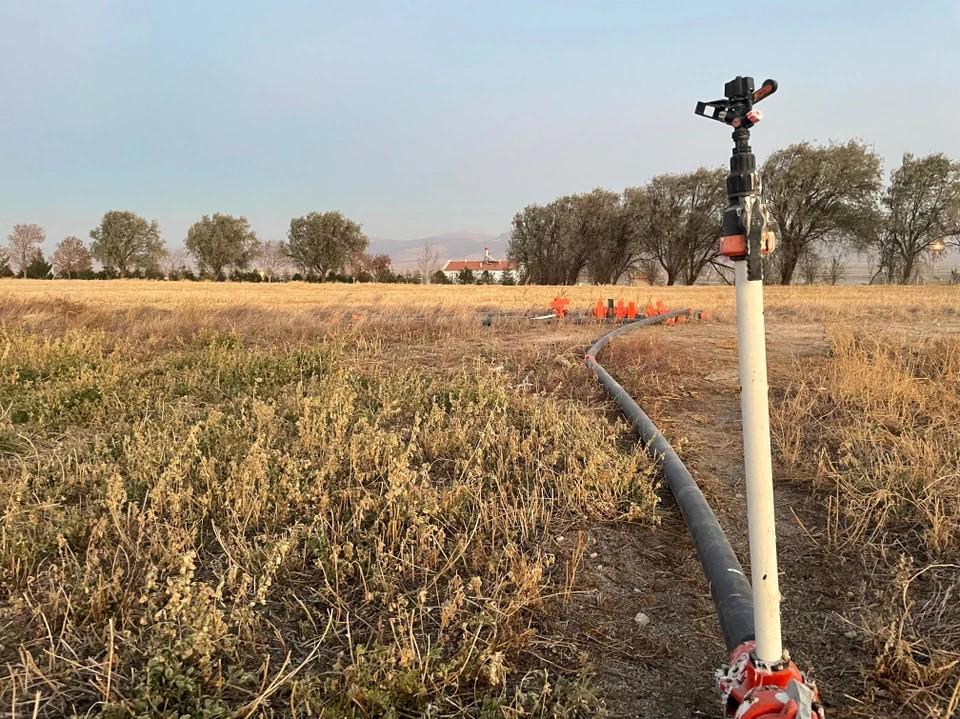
[762,141,882,284]
[287,211,367,279]
[456,267,475,284]
[498,270,516,286]
[6,224,46,278]
[25,250,52,278]
[873,153,960,283]
[52,236,93,278]
[229,269,263,282]
[562,189,624,285]
[90,211,165,277]
[431,269,451,285]
[185,213,260,280]
[478,270,494,284]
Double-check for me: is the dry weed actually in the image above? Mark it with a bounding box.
[773,331,960,717]
[0,321,657,717]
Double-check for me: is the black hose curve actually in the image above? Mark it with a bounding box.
[584,310,755,652]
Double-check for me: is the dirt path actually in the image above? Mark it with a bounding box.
[543,319,896,718]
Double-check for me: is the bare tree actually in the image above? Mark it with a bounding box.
[797,250,822,285]
[256,240,289,281]
[637,258,662,285]
[416,241,441,283]
[51,236,93,278]
[161,247,194,279]
[7,224,46,278]
[827,255,847,285]
[366,253,393,282]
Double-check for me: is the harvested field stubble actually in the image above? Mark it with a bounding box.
[2,280,959,336]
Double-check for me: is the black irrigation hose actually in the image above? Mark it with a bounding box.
[584,310,755,652]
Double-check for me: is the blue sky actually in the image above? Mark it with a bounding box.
[1,1,957,250]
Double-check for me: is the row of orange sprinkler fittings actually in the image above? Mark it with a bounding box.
[549,297,697,325]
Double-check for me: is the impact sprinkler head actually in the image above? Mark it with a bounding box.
[695,77,778,130]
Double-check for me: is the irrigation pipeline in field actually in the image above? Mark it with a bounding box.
[583,310,756,652]
[575,308,823,717]
[352,302,756,651]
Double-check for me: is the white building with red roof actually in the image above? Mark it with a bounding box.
[442,248,516,283]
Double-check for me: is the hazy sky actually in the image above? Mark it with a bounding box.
[2,1,957,250]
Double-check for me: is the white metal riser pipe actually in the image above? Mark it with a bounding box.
[734,259,783,665]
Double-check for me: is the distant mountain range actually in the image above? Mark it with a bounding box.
[368,231,511,270]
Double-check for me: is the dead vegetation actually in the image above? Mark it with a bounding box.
[773,331,960,717]
[0,321,663,717]
[1,279,958,717]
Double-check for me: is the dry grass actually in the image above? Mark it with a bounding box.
[2,279,959,717]
[773,331,960,717]
[0,289,662,717]
[2,279,959,333]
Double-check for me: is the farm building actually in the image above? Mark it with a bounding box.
[442,248,516,282]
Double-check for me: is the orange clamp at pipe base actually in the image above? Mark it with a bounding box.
[717,642,823,719]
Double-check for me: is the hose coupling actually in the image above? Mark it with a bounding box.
[717,641,824,719]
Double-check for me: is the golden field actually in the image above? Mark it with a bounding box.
[1,279,958,718]
[3,278,959,318]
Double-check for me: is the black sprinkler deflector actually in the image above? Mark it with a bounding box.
[584,310,755,652]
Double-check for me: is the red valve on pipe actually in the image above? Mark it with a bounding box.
[718,642,823,719]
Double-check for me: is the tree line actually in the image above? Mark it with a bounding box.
[507,144,960,285]
[7,144,958,286]
[1,210,426,283]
